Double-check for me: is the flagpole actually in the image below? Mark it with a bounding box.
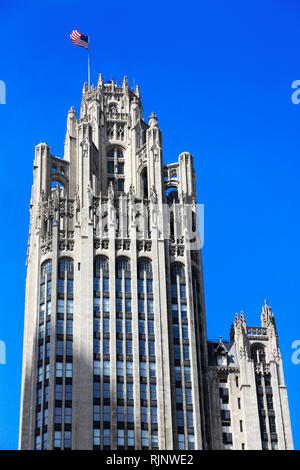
[88,35,90,89]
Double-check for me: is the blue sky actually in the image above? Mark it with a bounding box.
[0,0,299,450]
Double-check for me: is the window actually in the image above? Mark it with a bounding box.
[140,383,147,399]
[183,345,190,360]
[93,382,100,398]
[65,408,72,424]
[103,382,110,398]
[103,361,110,376]
[152,432,158,449]
[117,382,123,399]
[65,384,72,401]
[41,260,52,276]
[127,406,134,422]
[95,256,109,275]
[116,258,130,272]
[148,320,154,335]
[94,360,100,376]
[103,406,110,422]
[139,319,145,333]
[59,258,73,276]
[103,339,110,354]
[126,361,133,376]
[150,384,157,400]
[93,429,100,446]
[107,161,114,174]
[147,299,154,314]
[178,433,185,450]
[57,319,63,335]
[185,387,192,404]
[117,361,123,376]
[117,339,123,354]
[141,406,148,423]
[138,299,144,313]
[140,361,147,377]
[65,363,72,378]
[180,284,186,298]
[127,382,134,399]
[149,362,156,377]
[151,406,157,423]
[174,344,180,359]
[138,279,144,293]
[55,384,63,400]
[177,410,184,426]
[171,284,177,298]
[175,366,181,381]
[117,406,124,422]
[35,435,41,450]
[56,340,63,356]
[117,162,124,174]
[103,318,109,332]
[54,407,62,423]
[53,431,61,448]
[103,298,110,313]
[117,429,124,446]
[176,387,183,403]
[57,299,64,314]
[125,278,131,292]
[139,340,146,355]
[187,410,193,427]
[149,341,155,355]
[103,429,110,446]
[118,179,124,192]
[103,277,109,292]
[126,339,132,355]
[188,434,195,450]
[116,298,122,313]
[66,341,72,356]
[66,320,73,335]
[128,429,134,447]
[58,279,64,293]
[56,362,63,378]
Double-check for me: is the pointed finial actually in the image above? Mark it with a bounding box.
[97,73,103,87]
[68,106,76,116]
[82,82,88,94]
[123,76,129,89]
[135,85,140,98]
[149,111,158,128]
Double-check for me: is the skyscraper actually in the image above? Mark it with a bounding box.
[19,75,293,450]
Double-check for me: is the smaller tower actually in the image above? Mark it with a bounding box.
[207,302,294,450]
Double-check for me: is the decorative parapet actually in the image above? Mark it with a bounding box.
[246,326,267,338]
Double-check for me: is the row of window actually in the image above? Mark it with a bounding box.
[36,259,74,450]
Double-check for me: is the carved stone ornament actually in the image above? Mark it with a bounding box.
[81,138,89,158]
[239,345,248,360]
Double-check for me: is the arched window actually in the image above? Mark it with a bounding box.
[106,148,125,193]
[141,167,148,199]
[41,260,52,276]
[106,148,124,159]
[138,259,152,273]
[94,256,109,276]
[251,344,266,364]
[116,257,131,273]
[59,258,73,278]
[171,263,185,282]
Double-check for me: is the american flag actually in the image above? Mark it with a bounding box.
[70,30,89,49]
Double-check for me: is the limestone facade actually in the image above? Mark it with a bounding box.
[19,76,293,450]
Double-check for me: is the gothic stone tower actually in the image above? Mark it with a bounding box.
[19,75,209,450]
[206,302,294,450]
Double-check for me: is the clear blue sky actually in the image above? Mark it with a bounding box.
[0,0,299,450]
